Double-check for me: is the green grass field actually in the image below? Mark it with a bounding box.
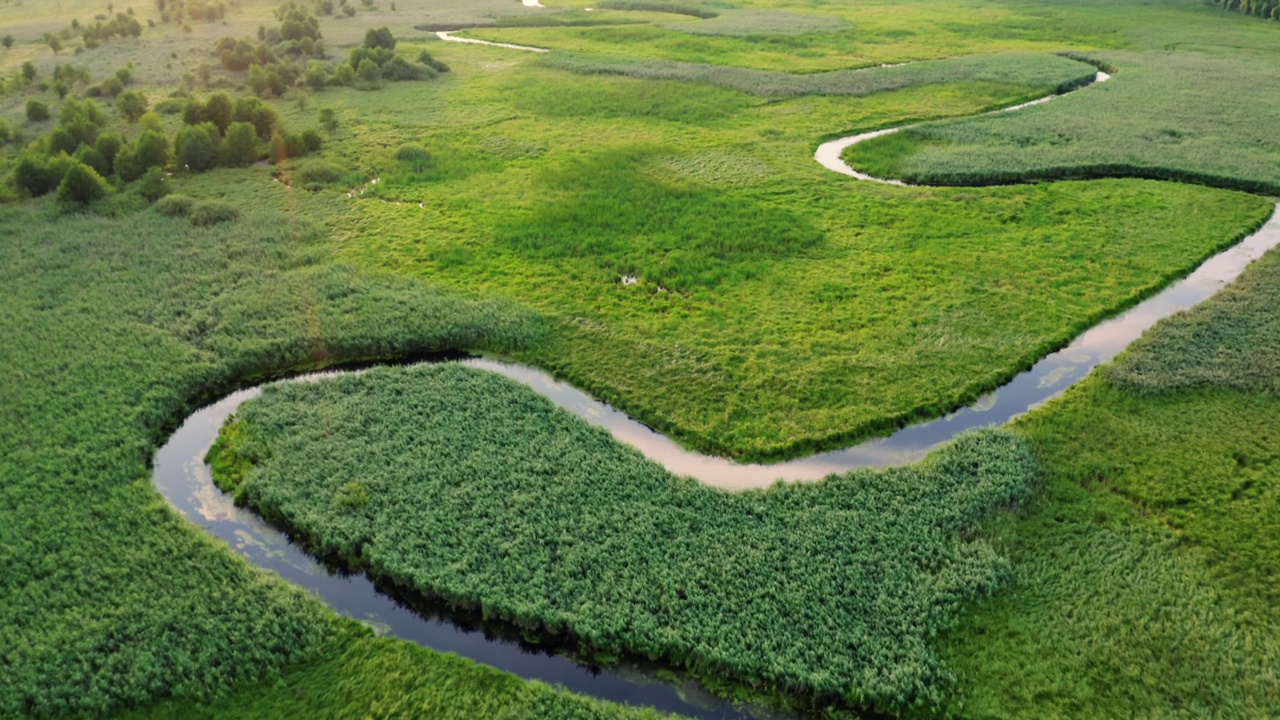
[2,0,1280,717]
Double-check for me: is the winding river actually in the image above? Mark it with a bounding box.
[152,44,1280,719]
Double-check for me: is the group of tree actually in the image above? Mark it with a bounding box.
[1209,0,1280,19]
[8,90,322,208]
[306,27,449,90]
[155,0,229,23]
[80,11,145,49]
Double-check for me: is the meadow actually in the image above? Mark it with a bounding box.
[843,51,1280,194]
[936,247,1280,718]
[2,0,1280,717]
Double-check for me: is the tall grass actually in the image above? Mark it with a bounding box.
[0,201,555,717]
[211,362,1039,715]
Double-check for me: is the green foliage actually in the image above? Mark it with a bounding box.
[363,26,396,51]
[136,166,170,202]
[118,622,665,720]
[844,52,1280,194]
[0,202,544,716]
[543,51,1096,98]
[189,199,240,225]
[74,143,111,177]
[116,130,170,182]
[355,58,382,88]
[203,92,234,134]
[213,363,1037,713]
[56,162,110,206]
[154,193,195,216]
[95,132,122,167]
[292,159,342,186]
[175,123,219,171]
[12,156,60,197]
[116,90,149,122]
[26,99,51,123]
[219,122,259,168]
[1208,0,1280,20]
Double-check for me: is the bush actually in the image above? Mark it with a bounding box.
[116,130,170,182]
[299,129,322,153]
[94,133,122,167]
[26,100,51,123]
[74,144,111,177]
[363,26,395,50]
[319,108,338,132]
[219,122,259,167]
[417,50,449,73]
[332,63,355,86]
[136,166,170,202]
[154,193,194,216]
[355,58,382,88]
[116,90,148,122]
[12,157,59,197]
[49,127,79,156]
[395,143,431,172]
[56,162,110,206]
[175,123,218,171]
[293,159,342,185]
[204,92,234,134]
[189,199,239,226]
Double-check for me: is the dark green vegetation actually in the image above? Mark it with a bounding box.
[1209,0,1280,20]
[0,199,666,718]
[844,51,1280,194]
[209,363,1037,714]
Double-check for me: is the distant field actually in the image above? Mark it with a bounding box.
[844,50,1280,194]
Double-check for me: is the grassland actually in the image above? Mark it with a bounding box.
[934,248,1280,718]
[3,0,1280,717]
[0,199,660,719]
[843,50,1280,194]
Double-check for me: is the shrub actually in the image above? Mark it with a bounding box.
[74,144,112,177]
[56,162,110,206]
[204,92,234,134]
[417,50,449,73]
[189,199,239,226]
[299,129,322,153]
[154,193,194,216]
[116,130,169,182]
[0,119,11,144]
[318,108,338,132]
[332,63,355,86]
[12,157,58,197]
[363,26,395,50]
[101,77,125,97]
[116,90,148,122]
[292,159,341,185]
[139,111,165,135]
[95,133,122,167]
[219,121,259,167]
[49,127,80,156]
[355,58,382,88]
[26,100,51,123]
[395,143,431,172]
[136,166,170,202]
[174,123,218,171]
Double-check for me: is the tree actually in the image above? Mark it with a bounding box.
[356,58,381,87]
[94,132,122,167]
[117,130,169,181]
[56,162,110,206]
[21,62,37,83]
[363,26,395,50]
[49,127,79,156]
[304,60,328,91]
[174,123,218,171]
[116,90,148,122]
[26,100,50,123]
[332,62,355,86]
[203,92,233,134]
[219,121,258,167]
[12,157,57,196]
[2,35,14,50]
[45,33,63,55]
